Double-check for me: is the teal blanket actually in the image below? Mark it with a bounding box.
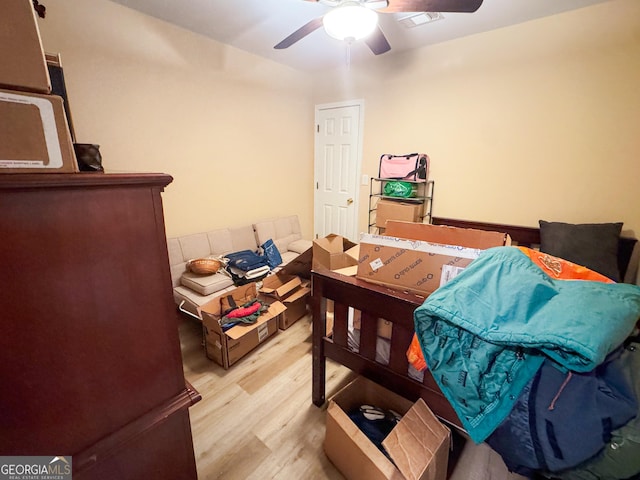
[414,246,640,443]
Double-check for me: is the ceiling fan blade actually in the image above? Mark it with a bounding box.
[274,17,324,49]
[364,0,390,8]
[379,0,483,13]
[364,25,391,55]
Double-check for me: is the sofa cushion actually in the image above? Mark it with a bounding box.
[280,250,300,265]
[170,261,188,288]
[254,215,303,249]
[288,239,312,254]
[167,238,187,287]
[275,217,295,238]
[179,233,212,262]
[207,228,234,256]
[254,221,277,247]
[229,225,259,253]
[181,271,234,296]
[167,238,184,265]
[274,238,291,255]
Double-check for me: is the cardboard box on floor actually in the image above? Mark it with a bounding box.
[357,221,510,297]
[325,376,450,480]
[375,200,422,228]
[259,273,311,330]
[0,0,51,94]
[0,89,78,173]
[352,311,393,340]
[200,283,285,369]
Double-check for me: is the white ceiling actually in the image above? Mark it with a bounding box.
[109,0,611,72]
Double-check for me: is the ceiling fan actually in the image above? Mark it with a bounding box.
[274,0,484,56]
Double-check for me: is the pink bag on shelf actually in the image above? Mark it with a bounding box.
[378,153,429,182]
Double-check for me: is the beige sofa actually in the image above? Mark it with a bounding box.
[167,215,311,318]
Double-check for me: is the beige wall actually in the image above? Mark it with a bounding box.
[37,0,315,238]
[312,0,640,240]
[36,0,639,279]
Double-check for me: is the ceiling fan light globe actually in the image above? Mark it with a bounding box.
[322,4,378,41]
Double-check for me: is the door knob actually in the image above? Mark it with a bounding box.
[347,198,354,205]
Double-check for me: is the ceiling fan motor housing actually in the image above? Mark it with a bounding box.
[322,2,379,41]
[319,0,389,8]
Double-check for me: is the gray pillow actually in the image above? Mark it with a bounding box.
[539,220,623,281]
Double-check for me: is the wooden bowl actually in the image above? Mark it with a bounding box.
[187,258,221,275]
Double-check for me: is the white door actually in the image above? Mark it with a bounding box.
[314,101,364,243]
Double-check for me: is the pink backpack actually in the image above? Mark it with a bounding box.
[378,153,429,182]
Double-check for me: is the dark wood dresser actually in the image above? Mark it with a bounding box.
[0,173,200,479]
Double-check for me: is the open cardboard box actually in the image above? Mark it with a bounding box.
[313,234,359,272]
[259,273,311,330]
[200,283,285,369]
[356,221,510,297]
[325,376,450,480]
[280,233,358,279]
[331,244,360,277]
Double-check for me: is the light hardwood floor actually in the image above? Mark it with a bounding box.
[179,314,354,480]
[179,313,525,480]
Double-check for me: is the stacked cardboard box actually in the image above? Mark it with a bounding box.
[375,199,422,229]
[0,0,78,173]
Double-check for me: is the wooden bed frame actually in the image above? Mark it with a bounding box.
[311,217,638,432]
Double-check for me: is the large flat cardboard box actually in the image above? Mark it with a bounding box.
[200,283,285,369]
[386,220,511,250]
[376,200,422,228]
[0,89,78,173]
[357,221,510,297]
[325,376,450,480]
[0,0,51,94]
[259,273,311,330]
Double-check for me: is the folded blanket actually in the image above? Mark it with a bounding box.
[414,246,640,442]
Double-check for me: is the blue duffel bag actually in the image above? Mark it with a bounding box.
[225,250,269,272]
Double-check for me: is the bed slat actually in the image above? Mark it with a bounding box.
[388,323,413,374]
[359,312,379,360]
[332,302,349,348]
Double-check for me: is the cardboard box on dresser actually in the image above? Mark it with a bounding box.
[0,0,78,173]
